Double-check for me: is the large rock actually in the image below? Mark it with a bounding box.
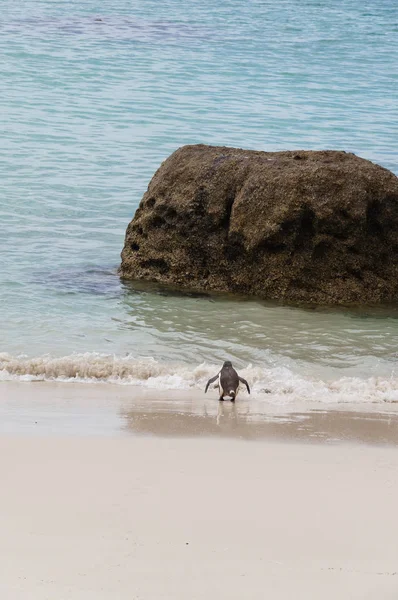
[120,144,398,304]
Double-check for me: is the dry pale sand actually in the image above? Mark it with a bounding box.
[1,381,398,599]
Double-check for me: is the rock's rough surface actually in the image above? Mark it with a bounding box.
[120,144,398,304]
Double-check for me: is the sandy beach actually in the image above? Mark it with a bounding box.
[1,382,398,599]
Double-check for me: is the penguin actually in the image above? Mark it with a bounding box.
[205,361,250,401]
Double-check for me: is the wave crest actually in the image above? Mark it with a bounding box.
[1,352,398,404]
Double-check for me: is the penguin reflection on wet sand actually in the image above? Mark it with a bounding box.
[205,361,250,402]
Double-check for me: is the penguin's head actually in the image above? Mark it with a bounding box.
[223,360,233,368]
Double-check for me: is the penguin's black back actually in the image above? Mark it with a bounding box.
[220,363,239,393]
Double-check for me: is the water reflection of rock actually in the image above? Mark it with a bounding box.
[32,265,122,297]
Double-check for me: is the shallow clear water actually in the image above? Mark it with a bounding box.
[1,0,398,402]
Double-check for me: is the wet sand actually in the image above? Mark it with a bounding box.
[1,381,398,599]
[2,380,398,444]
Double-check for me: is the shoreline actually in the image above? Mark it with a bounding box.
[1,380,398,445]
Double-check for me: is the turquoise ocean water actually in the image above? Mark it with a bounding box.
[1,0,398,403]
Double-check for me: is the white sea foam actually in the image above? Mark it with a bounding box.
[1,351,398,405]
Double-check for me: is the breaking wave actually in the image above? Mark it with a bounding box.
[1,351,398,404]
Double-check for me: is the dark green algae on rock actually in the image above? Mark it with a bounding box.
[120,144,398,305]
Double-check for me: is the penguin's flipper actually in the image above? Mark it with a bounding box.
[239,377,250,394]
[205,373,219,393]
